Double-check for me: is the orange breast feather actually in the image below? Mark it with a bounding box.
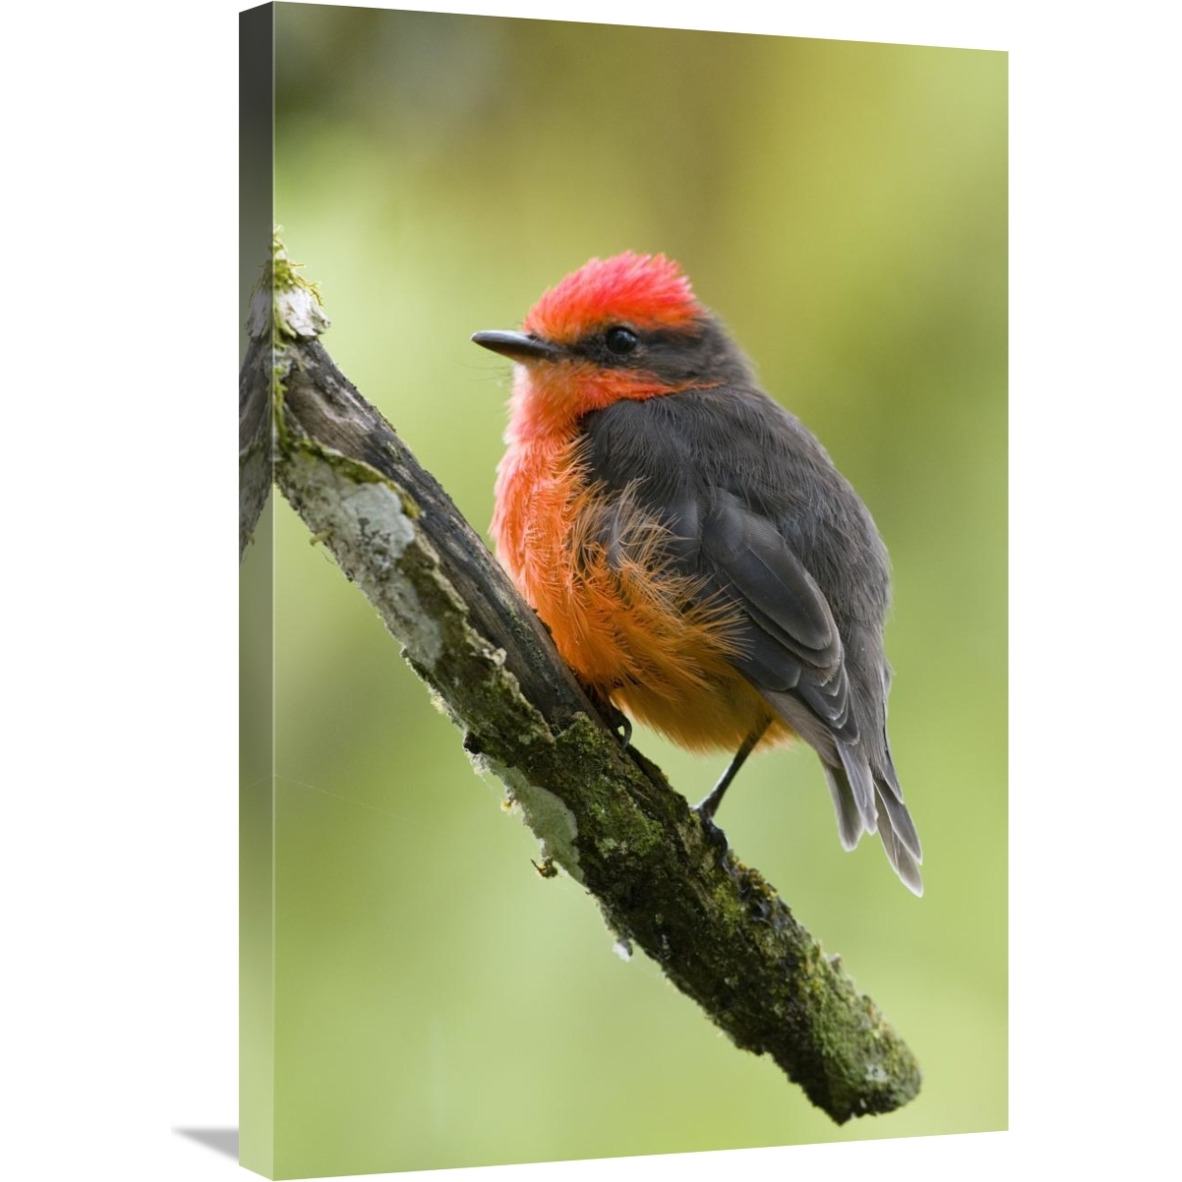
[492,435,791,753]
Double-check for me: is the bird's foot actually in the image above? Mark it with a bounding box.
[692,800,730,854]
[587,689,632,749]
[611,708,633,749]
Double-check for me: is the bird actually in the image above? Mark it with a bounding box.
[472,251,922,895]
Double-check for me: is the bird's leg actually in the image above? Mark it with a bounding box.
[694,718,771,828]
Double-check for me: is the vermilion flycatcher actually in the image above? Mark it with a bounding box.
[473,252,922,895]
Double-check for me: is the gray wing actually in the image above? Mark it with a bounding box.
[662,486,882,842]
[687,488,857,742]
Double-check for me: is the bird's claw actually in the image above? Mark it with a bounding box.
[613,711,633,748]
[589,691,632,748]
[692,803,730,853]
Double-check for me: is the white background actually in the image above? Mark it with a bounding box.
[1,1,1177,1180]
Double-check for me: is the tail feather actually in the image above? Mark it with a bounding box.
[835,739,878,834]
[875,784,924,896]
[822,763,865,851]
[823,755,924,896]
[875,777,923,862]
[759,687,922,894]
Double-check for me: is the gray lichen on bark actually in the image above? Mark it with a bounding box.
[240,241,923,1124]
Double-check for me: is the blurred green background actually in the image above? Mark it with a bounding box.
[263,5,1006,1177]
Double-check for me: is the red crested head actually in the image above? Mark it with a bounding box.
[524,252,702,345]
[473,252,748,441]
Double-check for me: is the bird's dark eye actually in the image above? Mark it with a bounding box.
[604,326,639,356]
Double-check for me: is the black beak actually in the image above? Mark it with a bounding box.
[471,330,562,362]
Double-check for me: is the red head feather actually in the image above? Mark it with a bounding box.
[524,252,702,345]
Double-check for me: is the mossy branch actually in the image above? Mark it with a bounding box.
[239,243,922,1124]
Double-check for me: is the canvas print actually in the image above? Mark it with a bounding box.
[239,5,1007,1178]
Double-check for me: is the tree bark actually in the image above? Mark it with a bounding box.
[240,245,922,1124]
